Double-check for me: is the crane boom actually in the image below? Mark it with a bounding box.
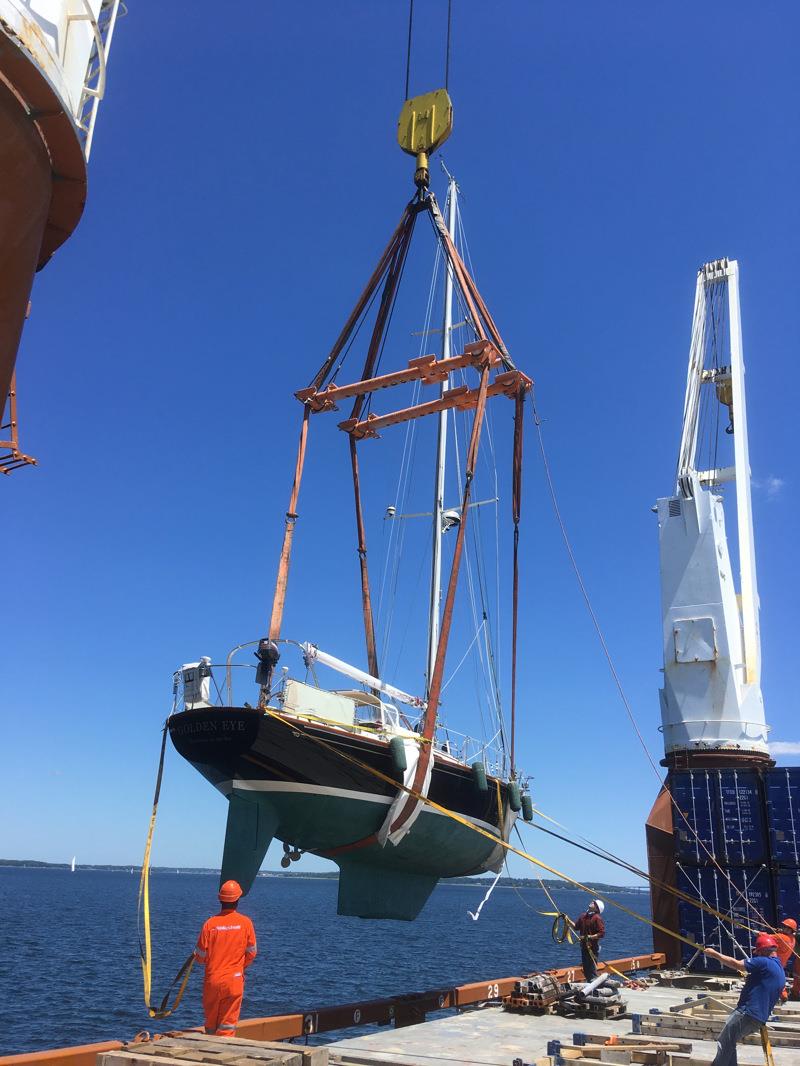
[656,258,769,762]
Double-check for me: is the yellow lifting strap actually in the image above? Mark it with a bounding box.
[761,1026,776,1066]
[262,705,716,956]
[137,723,195,1020]
[540,909,576,945]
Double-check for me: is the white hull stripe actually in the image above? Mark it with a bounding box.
[219,779,501,837]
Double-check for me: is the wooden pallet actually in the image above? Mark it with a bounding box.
[637,1015,800,1048]
[563,1003,627,1021]
[98,1034,328,1066]
[666,995,798,1021]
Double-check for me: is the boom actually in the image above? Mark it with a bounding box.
[656,259,769,761]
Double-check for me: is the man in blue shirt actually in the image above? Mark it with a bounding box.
[704,934,785,1066]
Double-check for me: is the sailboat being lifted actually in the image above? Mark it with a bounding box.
[169,91,534,920]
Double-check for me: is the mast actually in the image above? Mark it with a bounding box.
[426,175,458,694]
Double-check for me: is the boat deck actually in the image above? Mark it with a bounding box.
[325,983,800,1066]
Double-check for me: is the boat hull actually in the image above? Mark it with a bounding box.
[169,706,513,919]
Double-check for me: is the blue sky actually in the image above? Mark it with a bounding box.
[4,2,799,888]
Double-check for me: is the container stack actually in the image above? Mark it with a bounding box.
[670,768,774,970]
[766,768,800,929]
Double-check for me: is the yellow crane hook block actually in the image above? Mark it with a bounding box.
[397,88,453,188]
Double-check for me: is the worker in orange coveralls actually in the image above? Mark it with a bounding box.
[773,918,796,1002]
[194,880,257,1036]
[774,918,796,969]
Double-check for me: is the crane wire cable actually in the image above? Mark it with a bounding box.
[444,0,452,91]
[404,0,414,101]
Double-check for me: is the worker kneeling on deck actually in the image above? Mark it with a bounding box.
[194,880,257,1037]
[704,934,785,1066]
[573,899,605,981]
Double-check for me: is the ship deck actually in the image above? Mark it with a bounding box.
[5,965,800,1066]
[326,982,800,1065]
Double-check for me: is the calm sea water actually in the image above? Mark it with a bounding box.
[0,869,652,1056]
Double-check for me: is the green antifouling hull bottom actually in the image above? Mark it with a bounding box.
[219,788,502,920]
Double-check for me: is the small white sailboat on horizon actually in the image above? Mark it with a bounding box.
[70,856,76,873]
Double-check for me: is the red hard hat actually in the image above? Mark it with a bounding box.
[218,879,243,903]
[781,918,798,931]
[755,933,778,953]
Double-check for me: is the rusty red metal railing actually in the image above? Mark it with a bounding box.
[0,953,666,1066]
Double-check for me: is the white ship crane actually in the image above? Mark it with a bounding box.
[656,258,769,762]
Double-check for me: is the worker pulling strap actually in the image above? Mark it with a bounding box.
[701,935,784,1066]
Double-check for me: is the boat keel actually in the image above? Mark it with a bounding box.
[220,789,278,894]
[336,858,438,920]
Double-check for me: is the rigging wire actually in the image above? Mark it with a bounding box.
[459,209,504,667]
[328,276,386,389]
[444,206,505,746]
[376,235,442,665]
[260,702,758,956]
[454,204,505,690]
[530,392,777,936]
[450,374,500,756]
[441,617,486,693]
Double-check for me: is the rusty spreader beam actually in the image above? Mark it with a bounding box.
[338,369,532,440]
[296,341,504,412]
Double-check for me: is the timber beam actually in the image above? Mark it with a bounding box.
[295,340,504,413]
[338,369,532,440]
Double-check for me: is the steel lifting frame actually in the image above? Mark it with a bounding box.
[264,188,532,786]
[297,340,530,439]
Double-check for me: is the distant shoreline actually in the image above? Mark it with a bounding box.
[0,859,646,892]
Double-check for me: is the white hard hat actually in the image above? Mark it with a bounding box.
[592,899,605,914]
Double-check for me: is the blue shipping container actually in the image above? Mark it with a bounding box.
[776,869,800,923]
[716,770,766,864]
[671,771,717,862]
[766,768,800,865]
[671,769,767,865]
[677,864,774,970]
